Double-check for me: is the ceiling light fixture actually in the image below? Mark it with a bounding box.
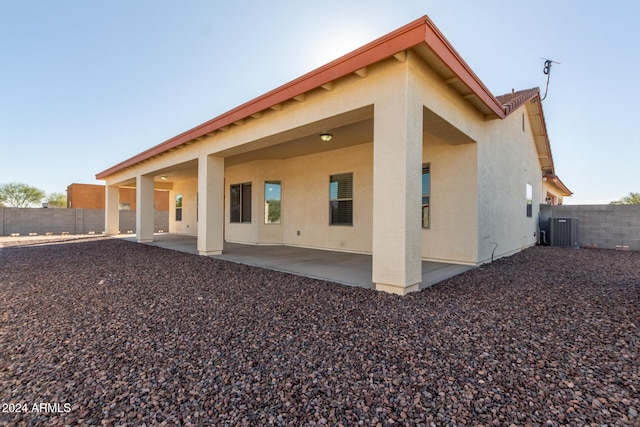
[160,175,168,180]
[319,132,333,142]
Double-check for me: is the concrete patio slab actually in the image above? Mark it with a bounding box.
[219,242,374,288]
[122,233,474,290]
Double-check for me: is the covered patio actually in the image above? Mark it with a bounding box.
[97,16,535,295]
[121,233,474,290]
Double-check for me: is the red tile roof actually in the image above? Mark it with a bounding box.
[496,88,540,115]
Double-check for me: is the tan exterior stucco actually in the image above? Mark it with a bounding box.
[97,16,569,294]
[476,108,544,263]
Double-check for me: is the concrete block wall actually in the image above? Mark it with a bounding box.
[119,211,136,234]
[0,208,168,236]
[540,204,640,250]
[117,211,169,235]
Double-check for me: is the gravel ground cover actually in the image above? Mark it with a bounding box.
[0,237,638,426]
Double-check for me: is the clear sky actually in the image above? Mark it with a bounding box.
[1,1,638,205]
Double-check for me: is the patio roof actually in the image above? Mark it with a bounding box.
[97,15,507,180]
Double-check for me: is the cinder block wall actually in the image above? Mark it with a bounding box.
[0,208,169,236]
[540,204,640,250]
[117,211,169,234]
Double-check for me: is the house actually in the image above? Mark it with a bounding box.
[542,174,571,205]
[96,16,570,295]
[66,183,169,211]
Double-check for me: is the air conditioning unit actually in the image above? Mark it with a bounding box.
[549,217,578,247]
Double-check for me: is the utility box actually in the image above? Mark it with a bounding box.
[549,217,578,247]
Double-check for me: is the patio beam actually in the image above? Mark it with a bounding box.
[372,69,423,295]
[105,185,119,236]
[197,155,224,256]
[136,174,155,243]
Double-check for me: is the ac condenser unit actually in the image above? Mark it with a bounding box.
[549,217,578,247]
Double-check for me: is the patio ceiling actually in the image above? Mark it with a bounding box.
[120,101,475,188]
[221,105,374,166]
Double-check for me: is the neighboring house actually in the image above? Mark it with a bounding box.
[542,174,572,205]
[67,183,169,211]
[96,16,570,295]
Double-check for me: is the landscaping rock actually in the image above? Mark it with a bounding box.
[0,238,638,425]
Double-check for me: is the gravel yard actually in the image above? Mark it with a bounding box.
[0,237,638,426]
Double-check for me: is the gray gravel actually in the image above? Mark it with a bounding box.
[0,237,638,426]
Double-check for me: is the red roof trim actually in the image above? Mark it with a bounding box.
[421,16,505,119]
[97,16,506,179]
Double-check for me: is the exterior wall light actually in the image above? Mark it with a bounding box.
[319,133,333,142]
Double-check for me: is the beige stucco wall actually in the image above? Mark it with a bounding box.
[421,133,478,264]
[476,110,543,263]
[170,178,198,236]
[224,143,373,254]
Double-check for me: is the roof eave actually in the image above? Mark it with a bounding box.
[96,16,507,180]
[544,173,573,196]
[532,92,556,175]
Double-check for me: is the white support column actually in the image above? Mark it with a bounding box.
[136,174,154,243]
[197,155,224,256]
[105,184,120,235]
[372,74,423,295]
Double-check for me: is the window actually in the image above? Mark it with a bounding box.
[230,183,252,223]
[330,173,353,226]
[265,181,281,224]
[422,164,431,228]
[175,194,182,221]
[526,184,533,217]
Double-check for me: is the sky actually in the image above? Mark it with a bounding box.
[1,1,638,205]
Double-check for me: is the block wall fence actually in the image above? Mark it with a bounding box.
[539,204,640,251]
[2,205,638,251]
[0,208,168,236]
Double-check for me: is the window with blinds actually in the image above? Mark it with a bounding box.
[422,164,430,229]
[329,173,353,226]
[230,183,252,223]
